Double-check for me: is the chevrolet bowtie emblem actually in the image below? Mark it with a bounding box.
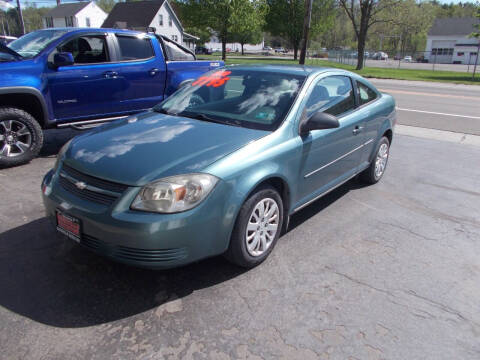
[75,181,87,190]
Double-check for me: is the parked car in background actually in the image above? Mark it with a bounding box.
[0,35,16,45]
[263,46,273,51]
[42,65,396,269]
[372,52,388,60]
[0,28,223,167]
[274,47,287,54]
[195,46,212,55]
[403,56,413,62]
[394,54,401,60]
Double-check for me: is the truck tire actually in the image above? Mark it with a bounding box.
[0,107,43,167]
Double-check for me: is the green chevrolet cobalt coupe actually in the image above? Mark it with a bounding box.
[42,65,395,269]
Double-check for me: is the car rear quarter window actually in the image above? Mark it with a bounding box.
[305,75,355,117]
[116,35,154,61]
[162,39,195,61]
[356,81,377,106]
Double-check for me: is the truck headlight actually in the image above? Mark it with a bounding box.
[131,173,219,213]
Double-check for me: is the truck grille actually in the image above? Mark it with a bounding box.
[59,164,128,206]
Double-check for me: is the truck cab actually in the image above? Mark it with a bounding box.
[0,28,223,167]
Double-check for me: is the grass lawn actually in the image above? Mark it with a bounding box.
[197,55,480,85]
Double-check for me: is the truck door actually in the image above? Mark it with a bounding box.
[109,33,166,113]
[46,33,126,122]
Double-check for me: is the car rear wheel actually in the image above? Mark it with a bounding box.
[359,136,390,184]
[225,185,284,268]
[0,107,43,167]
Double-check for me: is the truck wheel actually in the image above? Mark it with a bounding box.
[0,107,43,167]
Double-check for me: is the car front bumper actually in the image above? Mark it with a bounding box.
[41,169,236,269]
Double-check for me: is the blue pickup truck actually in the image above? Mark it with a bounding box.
[0,28,223,166]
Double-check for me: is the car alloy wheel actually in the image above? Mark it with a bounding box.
[374,143,389,179]
[0,119,33,157]
[245,198,280,257]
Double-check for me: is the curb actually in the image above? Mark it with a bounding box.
[395,125,480,147]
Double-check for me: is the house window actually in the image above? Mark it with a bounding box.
[45,17,53,28]
[169,15,172,27]
[159,14,163,26]
[65,16,74,27]
[85,18,90,27]
[457,52,464,56]
[171,35,178,42]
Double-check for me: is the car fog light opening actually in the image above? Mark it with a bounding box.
[131,173,218,213]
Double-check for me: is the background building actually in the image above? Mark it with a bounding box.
[43,2,107,29]
[101,0,199,49]
[425,17,480,65]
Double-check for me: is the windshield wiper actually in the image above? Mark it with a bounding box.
[181,112,242,127]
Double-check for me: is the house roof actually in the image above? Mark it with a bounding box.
[428,17,479,36]
[102,0,166,29]
[45,2,91,18]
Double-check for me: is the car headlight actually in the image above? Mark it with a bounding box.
[131,173,219,213]
[53,139,72,171]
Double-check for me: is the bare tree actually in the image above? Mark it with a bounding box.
[339,0,398,70]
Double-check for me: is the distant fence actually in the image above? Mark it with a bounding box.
[319,49,480,73]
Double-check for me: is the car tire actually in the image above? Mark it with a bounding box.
[0,107,43,168]
[225,185,284,268]
[359,136,390,184]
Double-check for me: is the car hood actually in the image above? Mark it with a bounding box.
[65,112,268,186]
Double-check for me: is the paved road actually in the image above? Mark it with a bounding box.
[1,134,480,359]
[370,79,480,136]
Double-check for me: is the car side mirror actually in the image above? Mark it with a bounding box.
[300,111,340,135]
[53,52,74,68]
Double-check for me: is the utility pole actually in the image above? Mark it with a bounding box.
[16,0,25,35]
[472,40,480,80]
[299,0,313,65]
[57,0,61,6]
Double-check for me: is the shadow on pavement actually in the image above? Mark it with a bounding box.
[0,178,366,328]
[0,217,245,328]
[40,128,85,157]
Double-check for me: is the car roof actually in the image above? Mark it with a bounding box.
[225,64,354,77]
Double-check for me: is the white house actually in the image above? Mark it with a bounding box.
[425,17,480,65]
[43,2,107,29]
[102,0,198,50]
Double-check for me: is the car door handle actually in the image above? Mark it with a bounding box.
[149,68,160,76]
[353,126,364,135]
[103,71,118,78]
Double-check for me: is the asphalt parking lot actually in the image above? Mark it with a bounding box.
[1,129,480,359]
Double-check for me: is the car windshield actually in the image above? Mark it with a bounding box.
[155,68,306,131]
[8,29,68,58]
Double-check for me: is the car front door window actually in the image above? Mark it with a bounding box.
[54,35,110,64]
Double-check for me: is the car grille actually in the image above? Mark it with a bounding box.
[59,164,129,206]
[81,234,188,263]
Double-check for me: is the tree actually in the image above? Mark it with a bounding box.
[339,0,400,70]
[265,0,334,60]
[230,0,267,55]
[177,0,267,60]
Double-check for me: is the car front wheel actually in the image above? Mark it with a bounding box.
[225,185,284,268]
[0,107,43,167]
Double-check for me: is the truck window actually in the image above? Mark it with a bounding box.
[163,39,194,61]
[116,35,154,61]
[53,35,110,64]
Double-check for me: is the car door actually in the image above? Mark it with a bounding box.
[354,80,382,169]
[109,33,166,113]
[47,33,126,122]
[295,75,366,205]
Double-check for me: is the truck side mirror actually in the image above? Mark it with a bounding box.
[53,52,74,68]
